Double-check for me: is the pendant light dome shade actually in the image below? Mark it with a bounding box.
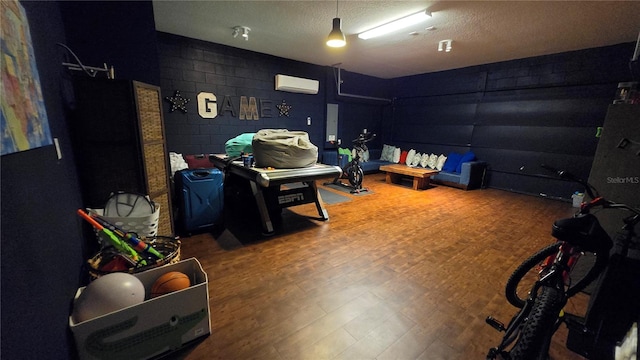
[326,17,346,47]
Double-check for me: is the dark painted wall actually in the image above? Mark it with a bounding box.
[390,43,636,198]
[58,1,160,86]
[158,30,635,200]
[1,2,160,359]
[156,32,390,156]
[1,2,84,359]
[329,67,392,147]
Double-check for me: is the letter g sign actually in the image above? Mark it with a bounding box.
[197,92,217,118]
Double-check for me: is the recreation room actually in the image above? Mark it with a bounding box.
[2,1,639,359]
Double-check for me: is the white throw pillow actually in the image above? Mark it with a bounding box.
[436,154,447,171]
[420,153,429,168]
[406,149,416,166]
[411,152,422,166]
[381,144,392,161]
[409,151,422,166]
[388,146,396,161]
[353,148,367,162]
[386,144,396,161]
[392,147,401,163]
[427,153,438,169]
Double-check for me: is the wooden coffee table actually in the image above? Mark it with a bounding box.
[379,164,439,190]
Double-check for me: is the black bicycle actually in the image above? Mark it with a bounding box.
[327,132,375,194]
[486,165,640,360]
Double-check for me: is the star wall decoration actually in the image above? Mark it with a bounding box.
[276,100,292,117]
[165,90,190,113]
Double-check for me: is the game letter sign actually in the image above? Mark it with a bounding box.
[239,96,259,120]
[197,92,217,119]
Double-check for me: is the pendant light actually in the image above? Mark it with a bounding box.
[326,0,346,47]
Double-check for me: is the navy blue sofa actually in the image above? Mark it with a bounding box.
[322,148,486,190]
[431,160,486,190]
[321,149,393,173]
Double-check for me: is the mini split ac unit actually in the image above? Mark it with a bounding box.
[275,74,319,94]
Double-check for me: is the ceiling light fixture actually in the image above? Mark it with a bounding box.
[438,39,452,52]
[232,26,251,41]
[326,0,346,47]
[358,9,432,40]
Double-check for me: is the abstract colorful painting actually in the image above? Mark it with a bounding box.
[1,1,52,156]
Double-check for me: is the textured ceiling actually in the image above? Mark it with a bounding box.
[153,1,640,79]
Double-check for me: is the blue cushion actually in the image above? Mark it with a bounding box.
[455,151,476,173]
[432,171,461,183]
[442,153,462,172]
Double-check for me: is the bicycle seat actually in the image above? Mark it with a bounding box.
[551,213,612,253]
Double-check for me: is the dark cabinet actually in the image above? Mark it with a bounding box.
[69,78,174,236]
[588,104,640,234]
[569,104,640,359]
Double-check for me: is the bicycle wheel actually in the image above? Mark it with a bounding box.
[509,286,563,360]
[347,166,364,188]
[506,243,561,308]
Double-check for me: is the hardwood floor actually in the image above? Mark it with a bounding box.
[169,172,589,360]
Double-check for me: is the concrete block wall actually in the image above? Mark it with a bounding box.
[157,32,329,156]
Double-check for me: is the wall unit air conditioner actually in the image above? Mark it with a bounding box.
[275,74,319,94]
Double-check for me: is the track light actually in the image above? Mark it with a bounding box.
[232,26,251,41]
[327,0,346,47]
[438,39,452,52]
[358,9,431,40]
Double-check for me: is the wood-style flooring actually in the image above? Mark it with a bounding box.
[169,172,589,360]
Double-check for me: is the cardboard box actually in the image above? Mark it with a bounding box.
[69,258,210,360]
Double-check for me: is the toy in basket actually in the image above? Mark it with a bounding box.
[86,236,181,280]
[77,209,181,280]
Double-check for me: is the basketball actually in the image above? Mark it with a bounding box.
[150,271,191,298]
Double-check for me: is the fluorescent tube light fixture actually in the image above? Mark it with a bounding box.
[358,10,431,40]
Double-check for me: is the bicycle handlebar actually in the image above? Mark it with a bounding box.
[540,164,640,221]
[540,163,598,200]
[352,133,376,144]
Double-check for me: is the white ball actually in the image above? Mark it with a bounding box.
[72,272,145,323]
